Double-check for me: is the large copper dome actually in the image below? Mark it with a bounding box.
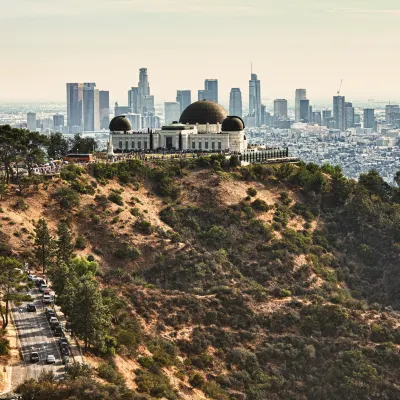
[222,116,245,131]
[109,116,132,132]
[179,100,228,125]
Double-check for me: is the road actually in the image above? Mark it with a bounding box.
[10,286,64,387]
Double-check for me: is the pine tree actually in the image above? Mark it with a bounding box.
[34,218,54,274]
[70,277,110,351]
[56,221,74,267]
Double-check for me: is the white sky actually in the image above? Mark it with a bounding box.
[1,0,400,105]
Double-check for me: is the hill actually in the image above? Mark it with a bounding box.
[1,156,400,400]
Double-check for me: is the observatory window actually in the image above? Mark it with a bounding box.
[119,140,123,149]
[198,142,202,150]
[212,142,215,150]
[192,141,195,149]
[218,142,222,150]
[205,142,209,149]
[144,141,148,149]
[138,141,142,149]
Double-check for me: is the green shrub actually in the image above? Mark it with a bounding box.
[246,187,257,197]
[251,198,270,212]
[75,235,86,250]
[134,220,153,235]
[60,164,84,181]
[108,192,124,206]
[53,186,80,209]
[189,373,205,388]
[97,362,124,385]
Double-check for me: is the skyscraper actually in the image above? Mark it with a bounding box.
[99,91,110,130]
[322,110,332,126]
[198,80,218,103]
[364,108,375,130]
[261,104,266,126]
[385,104,400,125]
[53,114,64,129]
[66,83,84,129]
[27,112,36,132]
[299,99,309,122]
[229,88,242,117]
[333,96,346,131]
[274,99,288,119]
[176,90,191,114]
[164,102,181,124]
[345,102,354,129]
[312,111,322,126]
[295,89,307,122]
[249,73,261,127]
[83,83,100,131]
[128,68,154,115]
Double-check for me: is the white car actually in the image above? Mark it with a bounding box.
[49,316,58,324]
[28,275,37,281]
[43,295,52,304]
[47,355,56,364]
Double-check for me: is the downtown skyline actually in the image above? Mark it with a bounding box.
[1,0,400,103]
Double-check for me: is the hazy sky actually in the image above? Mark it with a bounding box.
[1,0,400,106]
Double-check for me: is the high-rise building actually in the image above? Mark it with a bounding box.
[229,88,242,117]
[295,89,307,122]
[274,99,288,119]
[333,96,346,131]
[345,102,354,129]
[114,103,131,117]
[53,114,64,129]
[249,73,261,127]
[66,83,84,129]
[27,112,36,132]
[198,80,218,103]
[322,110,332,126]
[312,111,322,126]
[261,104,266,126]
[83,83,100,131]
[299,99,309,122]
[99,91,110,130]
[309,106,313,123]
[176,90,191,114]
[364,108,375,130]
[385,104,400,125]
[164,102,181,124]
[128,68,154,116]
[125,113,142,131]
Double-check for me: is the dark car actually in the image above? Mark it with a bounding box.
[36,279,45,288]
[54,326,63,337]
[46,310,56,320]
[65,321,72,332]
[51,321,60,330]
[27,303,36,312]
[30,352,40,363]
[58,338,68,346]
[60,347,69,356]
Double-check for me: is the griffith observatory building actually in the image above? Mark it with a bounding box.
[108,100,248,154]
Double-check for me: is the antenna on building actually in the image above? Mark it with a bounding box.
[337,79,343,96]
[251,62,252,74]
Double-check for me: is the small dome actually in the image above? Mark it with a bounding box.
[109,116,132,132]
[179,100,228,125]
[222,116,245,131]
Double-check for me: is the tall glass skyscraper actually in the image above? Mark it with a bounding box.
[333,96,346,131]
[249,73,261,127]
[229,88,242,117]
[295,89,307,122]
[176,90,191,114]
[66,83,84,129]
[198,80,218,103]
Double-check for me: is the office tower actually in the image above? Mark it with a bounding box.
[274,99,288,119]
[125,113,142,131]
[205,79,218,103]
[27,112,36,132]
[295,89,307,122]
[66,83,84,128]
[249,73,261,127]
[364,108,375,130]
[83,83,100,131]
[322,110,332,126]
[128,68,154,116]
[265,111,272,127]
[114,102,131,117]
[176,90,191,114]
[164,102,181,124]
[309,106,313,123]
[229,88,242,117]
[333,96,346,131]
[312,111,322,126]
[261,104,266,126]
[345,102,354,129]
[99,91,110,130]
[385,104,400,125]
[299,99,309,122]
[53,114,64,128]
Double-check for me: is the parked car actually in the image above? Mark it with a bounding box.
[58,338,68,346]
[46,310,56,320]
[35,279,45,288]
[49,316,58,324]
[26,303,36,312]
[64,321,72,332]
[54,326,63,337]
[47,355,56,364]
[60,346,69,356]
[30,352,40,363]
[28,275,36,281]
[39,284,48,292]
[43,294,52,304]
[51,321,60,330]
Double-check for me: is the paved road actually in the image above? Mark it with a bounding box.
[11,286,64,387]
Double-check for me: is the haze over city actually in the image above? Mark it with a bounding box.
[1,0,400,103]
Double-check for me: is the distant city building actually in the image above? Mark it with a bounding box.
[385,104,400,126]
[249,73,261,127]
[114,102,131,117]
[309,106,313,123]
[295,89,307,122]
[264,111,272,127]
[53,114,64,129]
[261,104,266,126]
[27,112,36,132]
[198,79,218,103]
[299,99,309,122]
[164,102,181,124]
[312,111,322,126]
[83,83,100,131]
[176,90,191,114]
[125,113,142,131]
[333,96,346,131]
[322,110,332,127]
[364,108,375,130]
[243,114,256,128]
[274,99,288,119]
[345,102,355,129]
[66,83,84,128]
[229,88,242,118]
[128,68,155,115]
[99,91,110,130]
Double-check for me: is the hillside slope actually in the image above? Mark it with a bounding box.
[1,157,400,400]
